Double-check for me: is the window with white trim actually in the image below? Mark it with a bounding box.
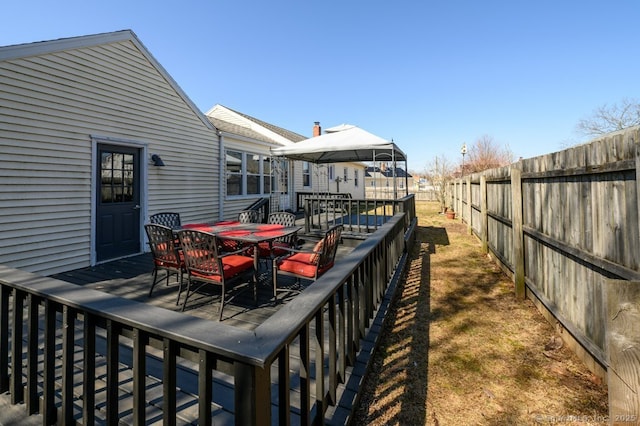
[225,150,271,197]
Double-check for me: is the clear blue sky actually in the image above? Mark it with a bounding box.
[2,1,638,172]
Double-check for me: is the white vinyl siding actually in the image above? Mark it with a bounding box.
[0,38,218,275]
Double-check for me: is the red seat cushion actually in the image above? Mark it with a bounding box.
[277,257,333,278]
[190,254,253,282]
[221,254,254,277]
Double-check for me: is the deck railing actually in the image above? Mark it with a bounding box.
[296,191,352,213]
[0,208,416,424]
[303,194,416,235]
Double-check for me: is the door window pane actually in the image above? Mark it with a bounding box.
[101,152,135,203]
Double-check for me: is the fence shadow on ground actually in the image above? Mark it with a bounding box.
[353,225,436,424]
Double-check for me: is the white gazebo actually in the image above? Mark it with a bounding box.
[271,125,408,199]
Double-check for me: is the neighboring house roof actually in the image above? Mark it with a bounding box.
[226,106,308,142]
[206,104,307,146]
[365,166,412,178]
[0,29,215,132]
[207,115,280,144]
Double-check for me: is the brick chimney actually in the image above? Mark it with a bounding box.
[312,121,321,137]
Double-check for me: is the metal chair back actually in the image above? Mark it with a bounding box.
[238,210,260,223]
[149,212,181,229]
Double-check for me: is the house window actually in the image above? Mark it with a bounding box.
[343,167,348,183]
[225,150,271,197]
[226,150,243,196]
[354,169,359,187]
[328,165,335,181]
[302,161,311,187]
[246,154,260,195]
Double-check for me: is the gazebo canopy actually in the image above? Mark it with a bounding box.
[270,125,406,163]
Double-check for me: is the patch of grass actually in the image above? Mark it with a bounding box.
[353,201,608,425]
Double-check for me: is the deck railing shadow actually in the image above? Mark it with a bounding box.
[0,197,416,425]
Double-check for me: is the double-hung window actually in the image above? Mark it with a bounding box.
[225,150,271,197]
[302,161,311,187]
[226,150,243,196]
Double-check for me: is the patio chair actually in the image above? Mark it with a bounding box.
[237,209,260,224]
[176,229,255,320]
[149,212,182,229]
[144,223,185,304]
[256,211,299,265]
[272,224,343,300]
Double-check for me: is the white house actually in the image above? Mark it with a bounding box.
[206,107,366,211]
[0,30,222,275]
[0,30,369,277]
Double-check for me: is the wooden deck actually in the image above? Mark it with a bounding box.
[50,241,356,329]
[33,238,380,425]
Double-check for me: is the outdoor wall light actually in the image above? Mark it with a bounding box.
[151,154,165,167]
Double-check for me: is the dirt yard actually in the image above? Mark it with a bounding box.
[352,201,608,425]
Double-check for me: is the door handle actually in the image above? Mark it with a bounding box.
[133,205,141,210]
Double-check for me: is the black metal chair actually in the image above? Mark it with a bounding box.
[272,224,343,300]
[149,212,181,229]
[237,210,260,224]
[144,223,185,304]
[255,212,298,266]
[176,229,255,320]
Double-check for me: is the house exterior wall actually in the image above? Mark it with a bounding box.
[0,33,219,275]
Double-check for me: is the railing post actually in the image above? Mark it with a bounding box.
[511,166,525,299]
[304,199,311,233]
[235,363,271,425]
[0,286,9,394]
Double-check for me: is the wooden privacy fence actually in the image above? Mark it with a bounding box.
[447,127,640,418]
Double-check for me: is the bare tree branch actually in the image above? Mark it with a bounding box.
[576,98,640,137]
[464,135,514,173]
[426,155,454,210]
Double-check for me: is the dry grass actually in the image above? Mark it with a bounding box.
[352,201,608,425]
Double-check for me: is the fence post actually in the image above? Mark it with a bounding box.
[511,166,525,299]
[605,279,640,423]
[456,180,462,216]
[465,176,472,234]
[480,175,488,253]
[636,134,640,247]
